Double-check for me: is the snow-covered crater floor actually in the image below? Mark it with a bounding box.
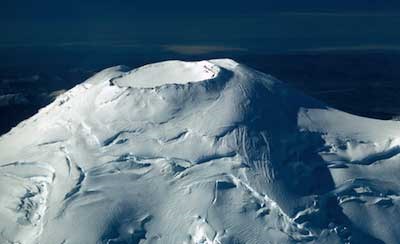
[111,60,223,88]
[1,59,400,244]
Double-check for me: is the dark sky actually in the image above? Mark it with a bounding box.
[2,0,400,53]
[2,0,400,18]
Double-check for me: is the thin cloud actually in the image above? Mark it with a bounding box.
[0,41,142,48]
[163,45,247,55]
[277,12,400,17]
[293,45,400,52]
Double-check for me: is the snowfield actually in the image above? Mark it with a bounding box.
[0,59,400,244]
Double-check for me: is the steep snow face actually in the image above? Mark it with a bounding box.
[1,59,400,244]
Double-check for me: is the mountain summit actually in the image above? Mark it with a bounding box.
[1,59,399,244]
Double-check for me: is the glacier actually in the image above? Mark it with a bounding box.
[0,59,399,244]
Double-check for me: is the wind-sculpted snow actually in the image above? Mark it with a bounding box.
[0,59,400,243]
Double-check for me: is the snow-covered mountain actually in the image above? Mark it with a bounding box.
[1,59,399,244]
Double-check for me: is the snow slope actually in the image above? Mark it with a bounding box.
[1,59,400,244]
